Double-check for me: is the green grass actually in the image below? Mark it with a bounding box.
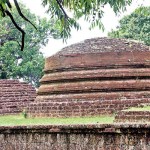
[124,106,150,111]
[0,115,114,126]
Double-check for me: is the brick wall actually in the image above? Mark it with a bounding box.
[0,80,36,115]
[0,124,150,149]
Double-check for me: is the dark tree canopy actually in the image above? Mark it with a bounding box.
[0,0,134,50]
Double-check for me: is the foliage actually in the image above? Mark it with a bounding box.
[0,0,134,47]
[0,3,56,87]
[42,0,133,39]
[108,6,150,46]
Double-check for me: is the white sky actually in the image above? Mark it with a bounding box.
[16,0,150,57]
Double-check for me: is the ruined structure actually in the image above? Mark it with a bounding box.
[0,80,36,115]
[28,37,150,117]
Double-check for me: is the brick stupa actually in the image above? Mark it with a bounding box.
[28,37,150,117]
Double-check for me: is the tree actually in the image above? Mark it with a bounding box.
[0,0,134,50]
[0,3,58,87]
[108,6,150,46]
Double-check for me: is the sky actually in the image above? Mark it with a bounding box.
[15,0,150,57]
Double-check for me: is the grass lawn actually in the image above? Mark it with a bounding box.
[125,106,150,111]
[0,115,114,126]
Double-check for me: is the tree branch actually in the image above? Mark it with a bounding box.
[55,0,69,18]
[6,0,12,9]
[13,0,37,30]
[5,10,25,51]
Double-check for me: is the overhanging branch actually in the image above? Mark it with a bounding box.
[55,0,69,19]
[6,0,12,9]
[13,0,37,30]
[5,10,25,51]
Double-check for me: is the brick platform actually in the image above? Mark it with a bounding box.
[27,37,150,117]
[115,110,150,123]
[0,80,36,115]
